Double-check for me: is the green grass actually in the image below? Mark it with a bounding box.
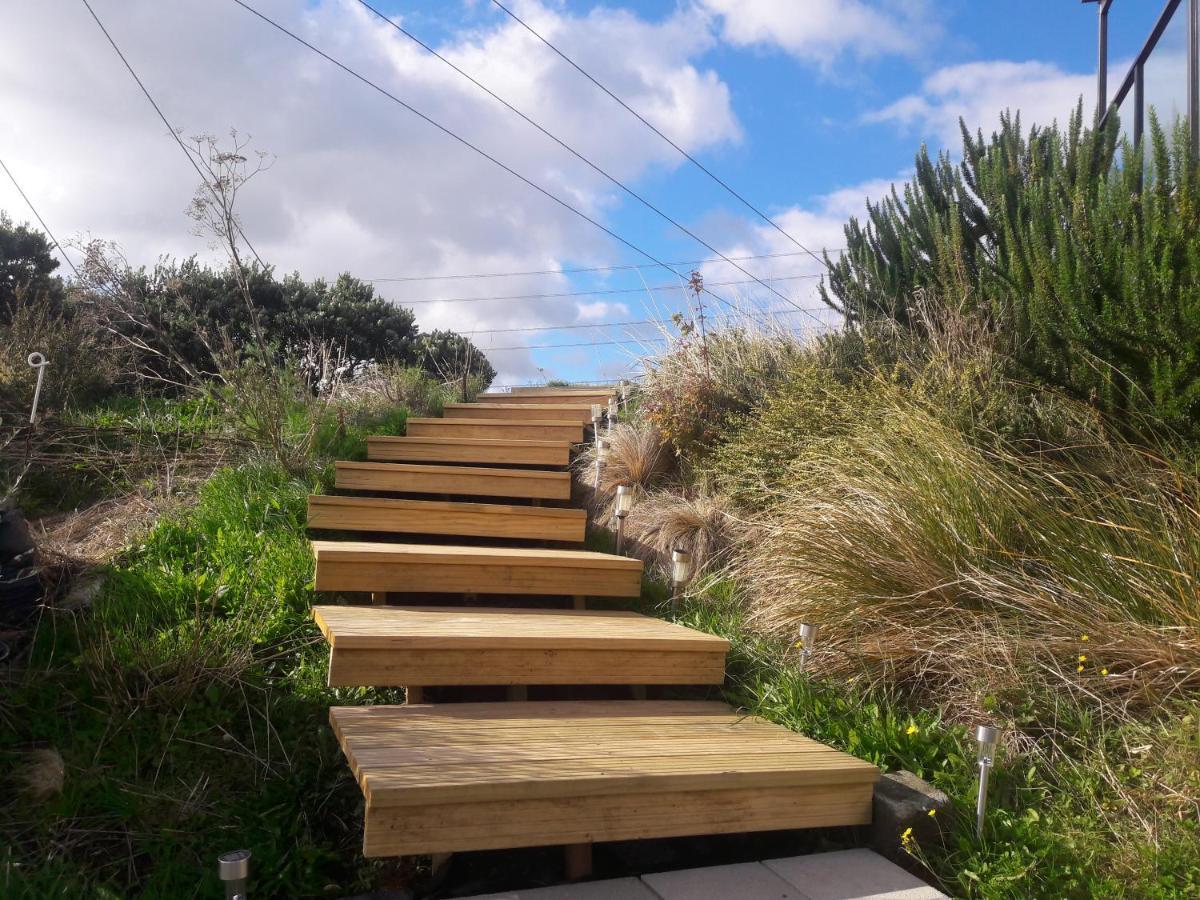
[0,404,409,899]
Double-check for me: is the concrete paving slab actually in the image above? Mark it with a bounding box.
[764,849,947,900]
[466,877,659,900]
[642,861,805,899]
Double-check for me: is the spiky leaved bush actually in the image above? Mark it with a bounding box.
[822,107,1200,437]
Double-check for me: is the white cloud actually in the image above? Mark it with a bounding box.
[697,0,935,67]
[866,60,1095,149]
[0,0,740,383]
[576,301,631,321]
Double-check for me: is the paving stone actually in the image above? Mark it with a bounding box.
[465,877,659,900]
[642,861,804,899]
[764,849,947,900]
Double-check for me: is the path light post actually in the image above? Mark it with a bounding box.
[670,547,693,614]
[218,849,251,900]
[619,380,629,411]
[27,352,49,424]
[594,438,609,491]
[797,623,820,673]
[975,725,1000,840]
[607,396,618,435]
[591,403,603,442]
[614,484,634,554]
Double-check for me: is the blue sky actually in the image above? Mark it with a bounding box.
[1,0,1191,385]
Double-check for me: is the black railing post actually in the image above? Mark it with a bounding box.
[1190,0,1199,153]
[1099,0,1110,113]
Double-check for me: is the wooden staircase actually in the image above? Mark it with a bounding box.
[308,386,878,875]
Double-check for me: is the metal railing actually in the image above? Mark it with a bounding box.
[1085,0,1199,151]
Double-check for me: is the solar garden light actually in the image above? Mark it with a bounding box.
[796,623,820,673]
[670,547,693,613]
[27,351,49,424]
[975,725,1000,840]
[614,484,634,554]
[594,438,609,490]
[591,403,603,438]
[619,379,630,409]
[218,849,251,900]
[607,396,619,434]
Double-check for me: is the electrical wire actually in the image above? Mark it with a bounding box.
[0,156,82,279]
[453,305,823,336]
[483,336,665,352]
[350,0,822,324]
[488,0,833,273]
[226,0,766,327]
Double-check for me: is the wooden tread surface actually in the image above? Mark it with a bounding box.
[335,461,571,501]
[407,418,584,443]
[367,435,571,467]
[307,495,586,542]
[330,700,879,856]
[443,403,597,424]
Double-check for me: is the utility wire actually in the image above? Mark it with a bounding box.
[454,305,821,336]
[228,0,764,328]
[0,156,82,279]
[79,0,267,269]
[368,248,844,283]
[489,0,832,273]
[484,336,666,352]
[401,272,821,305]
[351,0,820,325]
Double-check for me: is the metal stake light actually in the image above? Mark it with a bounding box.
[607,396,618,434]
[975,725,1000,840]
[614,484,634,554]
[797,623,820,672]
[591,403,603,441]
[594,438,609,490]
[218,849,251,900]
[670,547,693,613]
[27,352,49,424]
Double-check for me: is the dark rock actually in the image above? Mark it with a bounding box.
[871,770,953,863]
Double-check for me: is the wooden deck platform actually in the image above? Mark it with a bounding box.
[308,496,587,542]
[313,606,728,687]
[367,436,571,467]
[312,542,644,596]
[407,418,585,443]
[329,700,879,857]
[443,403,597,424]
[335,461,571,501]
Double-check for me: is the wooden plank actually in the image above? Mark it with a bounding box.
[443,403,597,424]
[407,418,584,443]
[367,436,571,467]
[327,700,877,857]
[477,393,613,407]
[307,496,586,542]
[313,606,727,687]
[312,542,643,597]
[335,461,571,501]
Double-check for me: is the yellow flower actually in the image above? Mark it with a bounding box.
[1077,665,1085,673]
[1080,634,1089,641]
[794,640,804,649]
[927,808,937,817]
[1078,655,1087,662]
[906,724,919,736]
[1101,668,1109,676]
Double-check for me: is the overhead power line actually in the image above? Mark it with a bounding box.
[484,336,666,352]
[349,0,820,325]
[79,0,267,268]
[0,156,82,279]
[400,272,821,305]
[489,0,833,273]
[227,0,766,327]
[453,305,824,336]
[368,249,844,283]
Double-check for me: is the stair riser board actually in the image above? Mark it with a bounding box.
[359,784,874,857]
[307,497,585,542]
[367,438,570,467]
[408,420,584,442]
[478,393,613,406]
[314,559,641,597]
[326,647,727,687]
[444,404,596,424]
[335,464,571,501]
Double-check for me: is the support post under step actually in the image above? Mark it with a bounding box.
[564,842,593,881]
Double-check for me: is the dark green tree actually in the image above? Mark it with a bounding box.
[0,213,65,318]
[416,329,496,389]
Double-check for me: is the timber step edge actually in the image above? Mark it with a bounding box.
[367,435,571,467]
[307,495,586,542]
[335,461,571,501]
[407,418,584,443]
[442,403,597,424]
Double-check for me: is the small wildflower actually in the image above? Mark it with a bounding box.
[1080,634,1089,641]
[927,808,937,817]
[1101,668,1109,677]
[1078,655,1087,662]
[906,724,919,736]
[900,826,915,854]
[793,640,804,649]
[1077,665,1085,673]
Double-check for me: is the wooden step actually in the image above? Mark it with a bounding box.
[443,403,596,424]
[478,392,613,407]
[312,542,643,596]
[335,461,571,501]
[313,606,728,687]
[407,418,584,443]
[368,436,571,467]
[329,700,879,857]
[308,496,586,542]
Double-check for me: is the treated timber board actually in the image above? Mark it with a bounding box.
[443,403,597,424]
[328,700,877,857]
[313,605,727,687]
[307,496,586,542]
[335,461,571,501]
[407,418,584,443]
[477,393,613,406]
[367,436,571,467]
[311,542,643,597]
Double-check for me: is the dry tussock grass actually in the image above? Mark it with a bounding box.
[579,422,672,518]
[623,490,735,573]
